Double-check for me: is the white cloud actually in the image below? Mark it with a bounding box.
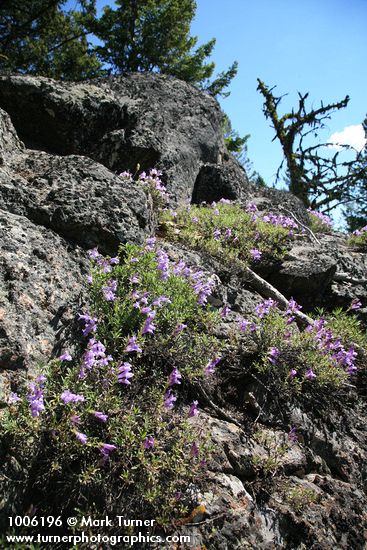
[328,124,366,152]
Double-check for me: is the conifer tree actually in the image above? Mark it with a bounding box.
[0,0,101,79]
[93,0,237,96]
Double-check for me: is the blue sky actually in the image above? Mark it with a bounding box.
[190,0,366,186]
[74,0,366,189]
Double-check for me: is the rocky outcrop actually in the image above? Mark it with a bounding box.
[0,106,153,380]
[0,73,251,203]
[0,73,366,549]
[2,151,152,254]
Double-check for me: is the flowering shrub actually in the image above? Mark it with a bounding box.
[2,241,222,527]
[119,168,169,208]
[237,298,365,392]
[160,200,296,266]
[307,208,333,233]
[348,225,367,251]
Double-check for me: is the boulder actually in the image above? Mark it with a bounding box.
[0,73,250,203]
[192,154,252,204]
[0,107,153,371]
[3,151,153,254]
[0,208,88,371]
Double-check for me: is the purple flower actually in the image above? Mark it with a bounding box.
[126,336,142,353]
[268,347,280,364]
[70,414,81,425]
[255,298,276,319]
[190,272,216,306]
[119,170,132,178]
[61,390,85,404]
[110,256,119,265]
[102,279,118,301]
[288,426,298,442]
[174,323,187,334]
[88,248,100,259]
[129,273,139,284]
[8,392,21,404]
[143,436,155,449]
[152,295,171,307]
[190,441,199,458]
[306,369,316,380]
[27,382,45,418]
[192,216,198,223]
[347,363,357,375]
[75,432,88,444]
[250,248,262,261]
[156,249,170,280]
[213,228,221,240]
[59,351,72,361]
[87,275,93,284]
[307,208,333,228]
[220,305,231,318]
[168,368,182,386]
[220,198,232,204]
[263,213,298,230]
[189,400,199,417]
[351,299,362,310]
[173,260,186,275]
[205,357,221,375]
[78,313,98,337]
[100,443,117,460]
[238,318,251,332]
[289,369,297,378]
[246,202,258,213]
[142,312,156,335]
[94,411,108,423]
[286,298,302,315]
[118,362,134,385]
[352,225,367,236]
[164,390,177,410]
[145,237,156,251]
[79,338,113,378]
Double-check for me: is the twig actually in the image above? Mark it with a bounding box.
[278,205,321,245]
[242,266,366,357]
[183,513,226,527]
[195,383,243,428]
[243,266,313,328]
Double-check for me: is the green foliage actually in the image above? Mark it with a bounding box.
[160,201,292,266]
[1,0,237,96]
[93,0,236,95]
[2,243,221,526]
[284,485,318,512]
[222,113,249,154]
[347,228,367,251]
[252,305,365,393]
[252,430,289,476]
[307,209,333,233]
[320,308,367,349]
[0,1,101,79]
[206,61,238,98]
